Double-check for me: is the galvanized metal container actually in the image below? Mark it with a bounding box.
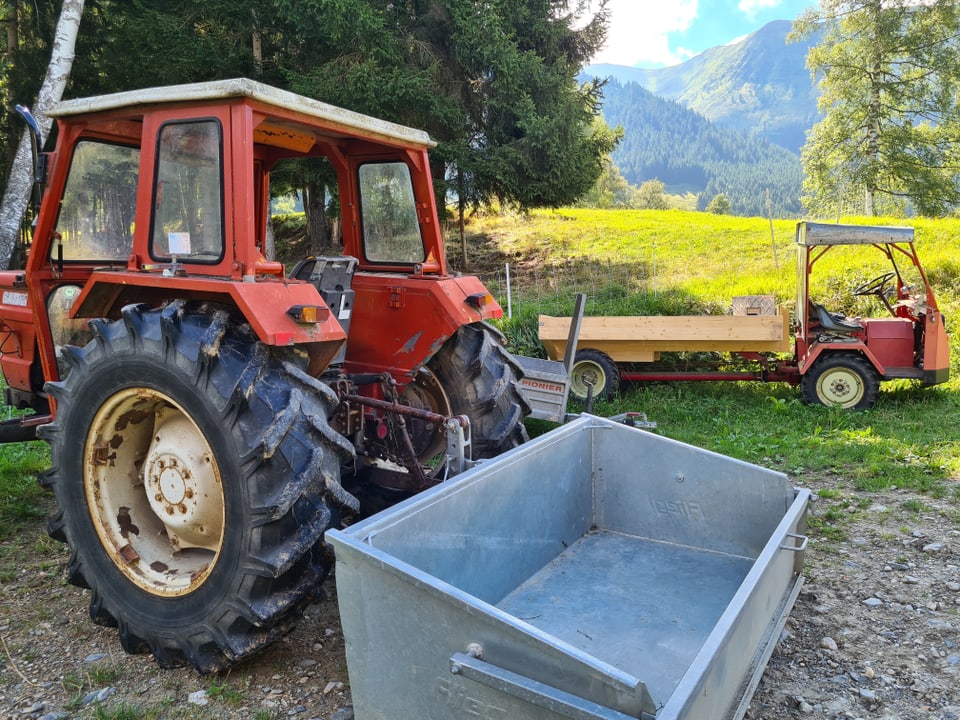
[327,414,810,720]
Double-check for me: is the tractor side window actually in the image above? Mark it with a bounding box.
[358,162,424,263]
[150,120,224,263]
[54,141,138,262]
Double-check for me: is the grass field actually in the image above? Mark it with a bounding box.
[463,208,960,317]
[463,208,960,504]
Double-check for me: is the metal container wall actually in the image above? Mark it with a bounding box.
[327,415,810,720]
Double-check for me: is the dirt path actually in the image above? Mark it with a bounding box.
[2,475,958,719]
[750,478,960,720]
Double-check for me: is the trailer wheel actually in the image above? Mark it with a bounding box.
[801,353,879,410]
[570,349,620,402]
[38,303,356,672]
[429,323,529,458]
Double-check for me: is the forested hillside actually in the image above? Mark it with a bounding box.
[600,80,803,217]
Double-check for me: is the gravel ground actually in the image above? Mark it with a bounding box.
[1,471,958,720]
[749,476,960,720]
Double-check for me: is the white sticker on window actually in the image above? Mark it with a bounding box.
[168,232,191,255]
[2,291,28,307]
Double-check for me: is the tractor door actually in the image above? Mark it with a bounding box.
[27,135,141,388]
[341,155,501,378]
[341,154,445,274]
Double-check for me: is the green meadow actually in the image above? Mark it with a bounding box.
[468,208,960,503]
[468,208,960,315]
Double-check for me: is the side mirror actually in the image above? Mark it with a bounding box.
[14,104,46,206]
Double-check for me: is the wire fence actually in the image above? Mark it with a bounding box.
[471,258,662,319]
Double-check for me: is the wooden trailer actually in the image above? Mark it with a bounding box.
[538,298,793,401]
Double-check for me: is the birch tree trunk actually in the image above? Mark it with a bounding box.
[0,0,84,269]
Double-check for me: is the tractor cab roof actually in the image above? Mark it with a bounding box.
[47,77,436,151]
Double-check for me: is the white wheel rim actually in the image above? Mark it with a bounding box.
[84,388,224,597]
[816,367,865,408]
[572,361,606,399]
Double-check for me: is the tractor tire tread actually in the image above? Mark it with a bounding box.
[39,303,356,672]
[429,323,529,457]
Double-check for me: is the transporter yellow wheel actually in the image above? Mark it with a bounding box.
[801,353,879,410]
[570,349,620,401]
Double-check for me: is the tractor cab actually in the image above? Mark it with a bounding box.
[2,79,505,410]
[795,222,949,408]
[0,79,535,673]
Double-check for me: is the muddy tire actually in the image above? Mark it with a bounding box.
[38,302,356,672]
[570,349,620,402]
[428,323,529,458]
[801,353,879,410]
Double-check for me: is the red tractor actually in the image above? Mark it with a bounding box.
[0,79,534,672]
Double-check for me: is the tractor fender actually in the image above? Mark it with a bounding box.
[345,273,503,380]
[69,271,347,362]
[799,340,886,378]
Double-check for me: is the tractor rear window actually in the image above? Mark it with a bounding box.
[358,162,425,264]
[150,120,224,263]
[54,140,138,262]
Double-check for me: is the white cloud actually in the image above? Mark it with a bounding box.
[589,0,700,67]
[737,0,781,20]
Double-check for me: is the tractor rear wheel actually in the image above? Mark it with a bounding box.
[801,353,879,410]
[429,323,529,458]
[39,302,356,672]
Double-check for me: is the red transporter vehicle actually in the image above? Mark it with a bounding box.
[543,222,950,409]
[793,222,949,408]
[0,79,534,671]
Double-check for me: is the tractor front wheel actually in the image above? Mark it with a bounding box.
[801,353,879,410]
[39,303,356,672]
[429,323,529,458]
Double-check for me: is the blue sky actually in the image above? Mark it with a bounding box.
[590,0,815,68]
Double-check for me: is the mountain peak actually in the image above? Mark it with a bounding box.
[586,18,819,153]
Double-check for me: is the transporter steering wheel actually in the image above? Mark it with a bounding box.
[853,271,896,298]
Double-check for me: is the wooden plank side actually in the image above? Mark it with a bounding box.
[539,314,788,342]
[539,313,791,361]
[541,338,659,363]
